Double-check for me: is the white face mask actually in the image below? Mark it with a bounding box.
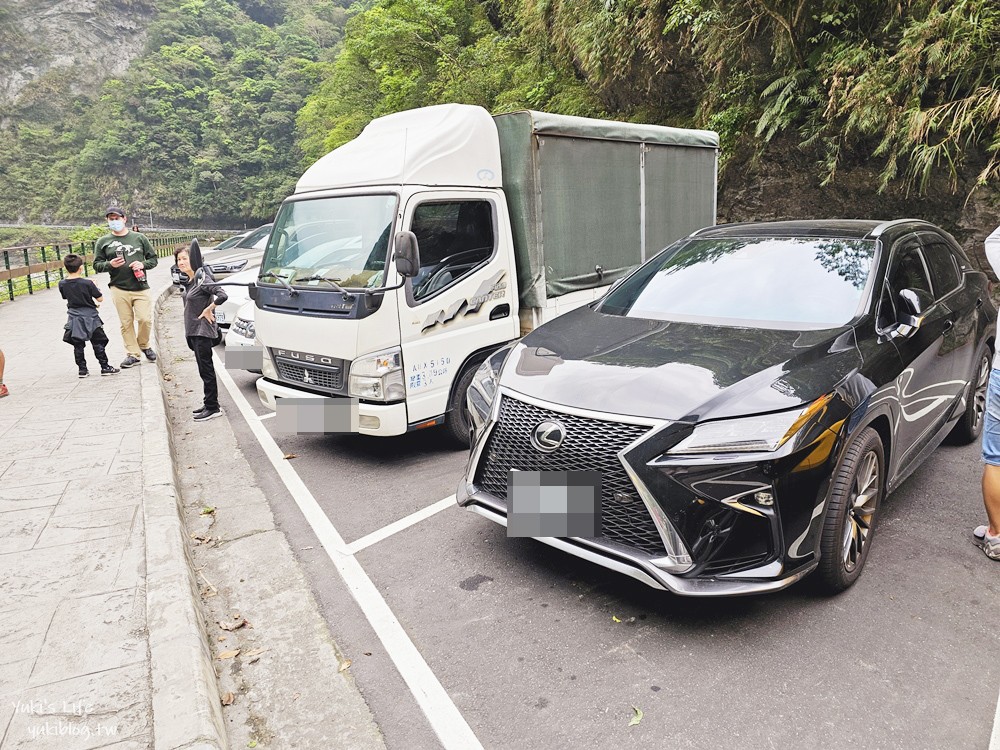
[108,218,126,232]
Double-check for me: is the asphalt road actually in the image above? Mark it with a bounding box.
[218,360,1000,750]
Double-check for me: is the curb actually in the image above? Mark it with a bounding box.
[142,282,228,750]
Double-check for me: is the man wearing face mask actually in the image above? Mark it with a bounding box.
[93,205,159,368]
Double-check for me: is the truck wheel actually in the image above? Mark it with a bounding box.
[948,346,991,445]
[443,364,479,449]
[815,427,884,594]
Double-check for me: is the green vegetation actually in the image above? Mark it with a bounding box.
[1,0,998,228]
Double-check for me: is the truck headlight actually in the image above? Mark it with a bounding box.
[467,343,516,430]
[666,394,833,455]
[349,347,405,402]
[261,346,276,378]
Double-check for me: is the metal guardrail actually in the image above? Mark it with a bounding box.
[0,234,212,302]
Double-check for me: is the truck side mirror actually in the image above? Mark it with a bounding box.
[248,282,258,302]
[394,231,421,278]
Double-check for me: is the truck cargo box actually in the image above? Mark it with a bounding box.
[493,110,719,309]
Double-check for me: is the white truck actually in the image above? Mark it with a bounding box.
[252,103,718,444]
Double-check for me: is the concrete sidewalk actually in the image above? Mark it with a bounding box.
[0,264,225,749]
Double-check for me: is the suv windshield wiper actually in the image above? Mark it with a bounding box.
[259,271,297,296]
[295,274,353,297]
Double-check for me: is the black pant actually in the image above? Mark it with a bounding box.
[72,327,110,370]
[187,335,219,410]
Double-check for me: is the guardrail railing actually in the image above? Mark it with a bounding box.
[1,234,214,303]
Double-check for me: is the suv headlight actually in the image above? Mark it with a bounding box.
[666,394,833,455]
[210,259,248,274]
[350,347,405,402]
[467,343,516,430]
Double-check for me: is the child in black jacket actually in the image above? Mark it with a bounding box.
[58,254,120,378]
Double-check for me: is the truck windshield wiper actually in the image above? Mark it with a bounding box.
[295,274,354,297]
[259,271,297,296]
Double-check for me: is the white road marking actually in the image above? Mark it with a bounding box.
[258,412,275,420]
[992,681,1000,750]
[346,496,456,555]
[214,355,483,750]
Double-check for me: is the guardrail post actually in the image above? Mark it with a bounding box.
[3,249,11,302]
[55,245,64,282]
[42,246,51,289]
[83,242,90,277]
[23,248,32,295]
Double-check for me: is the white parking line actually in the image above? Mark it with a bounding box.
[992,681,1000,750]
[214,356,483,750]
[346,496,456,555]
[258,412,275,421]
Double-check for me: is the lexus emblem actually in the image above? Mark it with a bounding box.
[302,369,313,385]
[531,420,566,453]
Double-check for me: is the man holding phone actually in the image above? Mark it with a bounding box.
[93,205,159,368]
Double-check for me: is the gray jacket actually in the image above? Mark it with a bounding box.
[182,267,228,339]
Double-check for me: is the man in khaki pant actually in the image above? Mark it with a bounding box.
[92,205,159,368]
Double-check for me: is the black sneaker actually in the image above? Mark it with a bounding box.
[121,355,141,368]
[192,405,206,414]
[78,369,89,378]
[143,348,157,362]
[193,407,222,422]
[101,365,121,376]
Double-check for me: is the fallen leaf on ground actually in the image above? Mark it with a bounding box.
[339,659,352,672]
[628,706,643,726]
[217,635,227,642]
[612,615,622,623]
[244,648,268,662]
[283,453,298,460]
[248,742,258,748]
[219,618,249,631]
[216,649,240,660]
[221,692,234,706]
[363,652,372,656]
[200,506,216,515]
[163,374,173,381]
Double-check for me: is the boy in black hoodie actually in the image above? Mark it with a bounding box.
[58,254,120,378]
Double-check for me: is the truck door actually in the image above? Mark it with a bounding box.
[398,193,518,426]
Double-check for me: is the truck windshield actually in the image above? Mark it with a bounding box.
[599,236,877,329]
[259,195,397,289]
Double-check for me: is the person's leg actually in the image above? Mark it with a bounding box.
[91,328,111,369]
[111,287,140,357]
[133,290,153,354]
[191,337,219,411]
[72,340,87,373]
[0,348,6,396]
[978,370,1000,559]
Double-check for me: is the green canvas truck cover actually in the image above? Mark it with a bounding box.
[493,110,719,309]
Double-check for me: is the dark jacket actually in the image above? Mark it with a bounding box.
[182,266,228,339]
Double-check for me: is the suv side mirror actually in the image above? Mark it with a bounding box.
[898,288,926,316]
[893,288,931,338]
[394,231,421,278]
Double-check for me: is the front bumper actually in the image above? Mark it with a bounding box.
[256,378,409,436]
[458,389,833,596]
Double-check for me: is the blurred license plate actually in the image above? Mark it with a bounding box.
[507,469,602,537]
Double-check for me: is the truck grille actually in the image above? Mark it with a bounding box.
[475,395,666,556]
[274,359,342,392]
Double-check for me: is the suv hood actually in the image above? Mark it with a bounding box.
[500,306,861,422]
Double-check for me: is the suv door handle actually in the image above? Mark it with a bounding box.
[942,320,954,332]
[976,297,984,308]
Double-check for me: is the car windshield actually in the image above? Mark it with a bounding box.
[259,196,396,289]
[599,236,877,329]
[238,224,272,249]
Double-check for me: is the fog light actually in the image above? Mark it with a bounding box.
[754,491,774,506]
[359,415,380,430]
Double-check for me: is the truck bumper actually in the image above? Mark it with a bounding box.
[255,378,409,436]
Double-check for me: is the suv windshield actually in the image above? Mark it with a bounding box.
[600,236,877,329]
[259,195,397,289]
